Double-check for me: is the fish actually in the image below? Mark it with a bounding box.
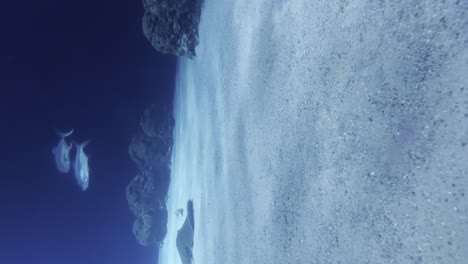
[73,140,90,191]
[177,199,194,264]
[52,129,74,174]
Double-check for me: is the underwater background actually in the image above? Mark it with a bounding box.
[1,0,174,263]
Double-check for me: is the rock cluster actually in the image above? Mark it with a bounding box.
[129,105,174,171]
[128,131,170,171]
[140,105,174,139]
[127,170,169,247]
[126,104,174,247]
[142,0,203,57]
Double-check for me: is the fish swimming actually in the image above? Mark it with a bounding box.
[177,199,194,264]
[52,129,74,173]
[73,140,90,191]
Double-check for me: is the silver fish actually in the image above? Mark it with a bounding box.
[73,140,90,191]
[52,129,74,174]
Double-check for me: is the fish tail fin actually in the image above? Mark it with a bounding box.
[56,128,74,138]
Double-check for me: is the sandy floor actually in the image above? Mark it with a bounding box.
[160,0,467,263]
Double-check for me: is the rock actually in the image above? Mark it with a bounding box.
[140,104,174,140]
[128,131,171,171]
[142,0,203,57]
[133,213,154,246]
[127,104,174,247]
[133,208,168,247]
[177,200,195,264]
[129,104,174,170]
[126,169,170,247]
[126,170,157,217]
[126,164,171,247]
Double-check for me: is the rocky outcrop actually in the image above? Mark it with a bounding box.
[129,131,171,171]
[126,104,174,247]
[132,203,168,247]
[126,170,158,218]
[140,104,174,142]
[129,104,174,171]
[142,0,203,57]
[127,169,169,246]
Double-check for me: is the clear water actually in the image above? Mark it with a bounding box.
[161,0,467,263]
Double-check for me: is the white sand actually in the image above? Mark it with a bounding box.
[160,0,467,263]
